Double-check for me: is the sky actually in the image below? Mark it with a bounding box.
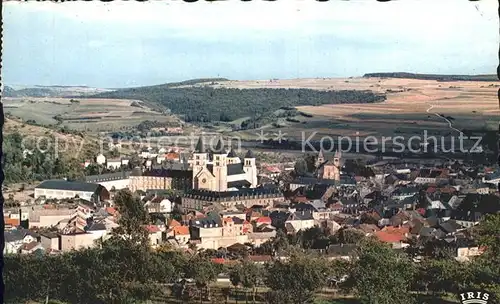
[2,0,498,88]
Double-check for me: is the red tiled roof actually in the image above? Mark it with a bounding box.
[293,196,309,203]
[211,258,226,264]
[4,217,20,227]
[21,241,40,251]
[354,176,364,182]
[330,202,344,210]
[264,166,281,173]
[173,226,190,235]
[426,187,437,194]
[165,152,179,160]
[375,231,405,243]
[146,225,161,233]
[168,219,181,228]
[223,217,234,223]
[416,208,426,216]
[382,226,409,235]
[377,226,409,243]
[106,207,117,216]
[256,216,272,223]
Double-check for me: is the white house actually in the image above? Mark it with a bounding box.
[285,211,316,233]
[145,197,173,214]
[106,159,123,170]
[391,187,418,200]
[4,228,39,254]
[96,154,106,165]
[483,172,500,186]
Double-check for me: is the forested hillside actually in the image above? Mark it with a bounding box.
[90,80,386,122]
[92,86,386,123]
[363,72,498,82]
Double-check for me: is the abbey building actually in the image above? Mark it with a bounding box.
[192,137,258,192]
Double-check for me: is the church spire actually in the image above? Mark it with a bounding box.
[194,136,205,153]
[244,149,255,159]
[318,148,325,159]
[214,138,224,154]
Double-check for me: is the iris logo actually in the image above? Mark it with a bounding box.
[459,291,491,304]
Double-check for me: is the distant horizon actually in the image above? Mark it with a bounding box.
[4,71,499,90]
[3,0,498,88]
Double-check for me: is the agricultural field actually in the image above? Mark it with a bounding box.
[220,77,499,145]
[3,97,180,133]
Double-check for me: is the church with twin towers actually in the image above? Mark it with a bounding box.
[191,137,258,192]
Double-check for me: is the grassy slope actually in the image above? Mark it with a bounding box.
[3,117,100,161]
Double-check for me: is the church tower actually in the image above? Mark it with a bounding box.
[192,136,208,189]
[333,150,341,168]
[333,150,342,181]
[213,138,228,192]
[316,149,325,168]
[227,148,240,164]
[243,149,257,188]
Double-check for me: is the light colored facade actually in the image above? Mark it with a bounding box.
[34,181,108,204]
[145,198,173,213]
[248,230,276,247]
[130,175,172,192]
[40,233,60,251]
[317,151,342,181]
[29,208,75,228]
[96,154,106,165]
[190,218,250,250]
[99,179,130,191]
[60,232,102,252]
[182,190,285,211]
[192,138,258,192]
[312,210,340,221]
[414,177,436,184]
[4,234,38,255]
[106,160,123,170]
[128,169,191,193]
[456,246,484,261]
[34,188,94,201]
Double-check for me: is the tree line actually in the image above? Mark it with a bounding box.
[4,189,500,304]
[2,132,85,185]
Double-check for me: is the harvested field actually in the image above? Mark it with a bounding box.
[3,97,180,133]
[223,77,498,142]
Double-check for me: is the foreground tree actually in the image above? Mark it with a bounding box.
[265,250,329,304]
[349,239,416,304]
[184,255,221,302]
[230,260,263,303]
[108,189,150,245]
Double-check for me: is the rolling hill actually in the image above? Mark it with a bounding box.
[89,78,386,123]
[3,85,114,98]
[363,72,498,82]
